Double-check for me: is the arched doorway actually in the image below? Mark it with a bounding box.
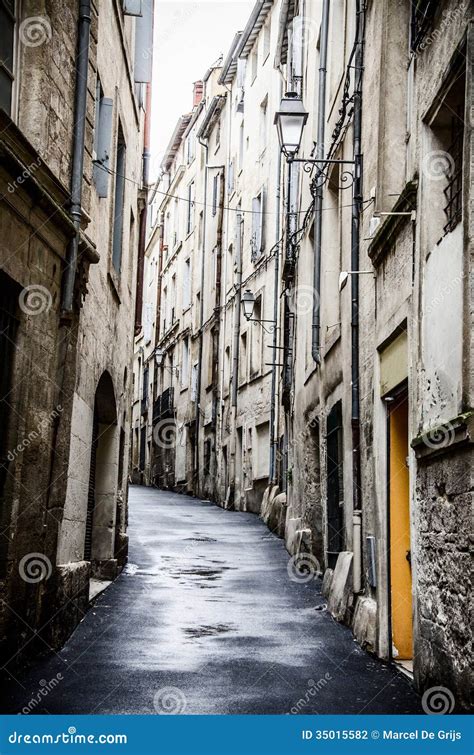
[84,371,119,579]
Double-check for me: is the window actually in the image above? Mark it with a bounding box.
[0,0,16,116]
[173,197,179,247]
[228,160,235,195]
[162,286,167,333]
[112,125,126,273]
[245,428,253,488]
[93,78,113,197]
[239,121,245,170]
[223,346,231,397]
[239,331,247,383]
[263,20,271,61]
[411,0,438,52]
[186,181,195,234]
[183,258,191,310]
[212,174,219,216]
[186,131,195,164]
[251,189,265,260]
[181,337,189,388]
[141,364,149,414]
[250,296,262,377]
[250,47,258,83]
[215,118,221,149]
[171,274,176,324]
[0,271,20,514]
[255,422,270,479]
[260,96,268,155]
[425,55,465,242]
[191,363,198,401]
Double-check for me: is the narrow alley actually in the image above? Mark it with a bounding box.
[2,488,421,715]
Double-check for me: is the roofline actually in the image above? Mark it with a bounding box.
[218,32,243,85]
[235,0,273,60]
[161,113,192,173]
[196,94,227,140]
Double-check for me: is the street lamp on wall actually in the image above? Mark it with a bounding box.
[241,289,278,334]
[274,92,356,186]
[274,92,308,159]
[154,347,179,375]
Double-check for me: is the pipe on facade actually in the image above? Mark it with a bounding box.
[311,0,330,364]
[269,145,282,483]
[135,82,153,336]
[351,0,365,593]
[61,0,92,314]
[352,510,362,593]
[194,136,209,493]
[231,212,243,409]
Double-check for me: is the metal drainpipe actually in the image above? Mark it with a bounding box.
[351,0,365,594]
[311,0,330,364]
[194,137,209,494]
[269,148,282,484]
[135,82,153,336]
[61,0,92,314]
[231,212,243,409]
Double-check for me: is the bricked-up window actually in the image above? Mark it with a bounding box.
[112,125,126,273]
[0,0,16,115]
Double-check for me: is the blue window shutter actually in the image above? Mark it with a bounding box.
[93,97,113,198]
[134,0,153,83]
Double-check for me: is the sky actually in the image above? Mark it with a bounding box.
[150,0,254,179]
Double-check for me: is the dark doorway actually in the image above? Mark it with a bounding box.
[326,402,344,569]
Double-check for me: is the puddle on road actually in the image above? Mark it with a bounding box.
[184,624,234,638]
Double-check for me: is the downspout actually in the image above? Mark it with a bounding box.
[269,145,282,483]
[351,0,365,594]
[61,0,91,314]
[195,136,209,494]
[135,82,153,336]
[231,212,242,409]
[229,210,243,505]
[311,0,330,363]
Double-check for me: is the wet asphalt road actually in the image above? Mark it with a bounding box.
[1,486,422,714]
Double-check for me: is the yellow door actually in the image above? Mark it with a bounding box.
[389,398,413,660]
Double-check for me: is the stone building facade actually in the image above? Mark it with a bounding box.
[135,0,471,709]
[0,0,152,665]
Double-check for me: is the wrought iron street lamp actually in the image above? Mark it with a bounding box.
[274,92,356,187]
[241,289,278,334]
[154,347,179,375]
[274,92,308,158]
